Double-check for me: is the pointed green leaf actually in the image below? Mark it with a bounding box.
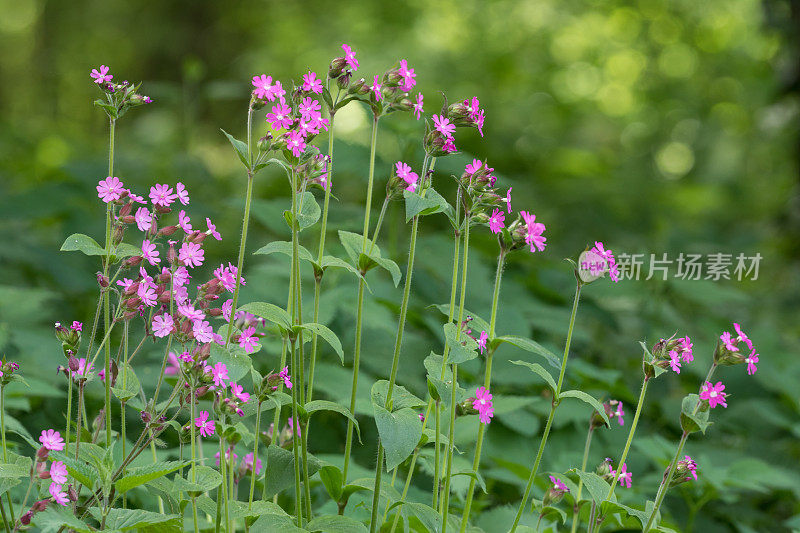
[307,514,368,533]
[510,360,557,393]
[305,400,360,441]
[680,393,711,434]
[221,128,250,168]
[492,335,561,370]
[373,404,423,471]
[238,301,292,331]
[297,322,344,363]
[60,233,105,256]
[443,322,479,364]
[115,461,185,494]
[559,390,609,426]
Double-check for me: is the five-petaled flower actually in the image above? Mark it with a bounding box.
[413,93,424,120]
[370,75,383,101]
[176,182,190,205]
[432,114,456,136]
[152,313,174,338]
[474,386,494,424]
[477,331,488,353]
[39,429,65,451]
[179,242,204,268]
[231,383,250,404]
[746,351,759,375]
[135,207,152,232]
[244,452,263,474]
[342,44,359,70]
[302,71,323,94]
[149,184,177,207]
[192,320,214,343]
[206,218,222,241]
[520,211,547,252]
[49,461,68,484]
[141,240,160,266]
[90,65,113,84]
[212,362,229,389]
[195,411,215,437]
[252,74,275,101]
[700,381,728,408]
[611,463,632,488]
[97,177,125,203]
[549,475,570,494]
[238,326,259,354]
[49,483,69,506]
[279,366,292,389]
[266,102,293,130]
[488,209,505,234]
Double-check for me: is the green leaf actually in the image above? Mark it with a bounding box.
[112,242,143,260]
[318,464,343,501]
[492,335,561,370]
[250,513,306,532]
[111,363,141,402]
[254,240,314,263]
[305,400,360,442]
[60,233,105,256]
[34,506,93,533]
[373,404,423,471]
[50,452,98,488]
[320,255,369,287]
[371,380,427,410]
[424,353,463,407]
[570,469,615,505]
[443,322,479,364]
[115,460,185,494]
[221,128,250,168]
[321,87,334,109]
[404,189,448,222]
[306,514,369,533]
[404,502,442,533]
[452,468,487,493]
[174,465,222,497]
[262,445,322,498]
[559,390,609,426]
[88,507,181,531]
[296,323,344,363]
[284,191,321,231]
[531,500,568,524]
[337,230,402,286]
[510,360,557,393]
[0,452,31,479]
[210,342,252,383]
[680,393,711,434]
[238,301,292,331]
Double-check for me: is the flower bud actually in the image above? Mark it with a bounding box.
[124,255,143,268]
[96,272,110,288]
[33,499,49,512]
[329,57,347,78]
[257,134,273,153]
[155,205,172,215]
[112,224,125,246]
[68,485,78,502]
[68,356,80,373]
[119,201,133,217]
[158,225,179,237]
[20,511,33,525]
[337,72,352,89]
[140,411,152,424]
[596,457,613,479]
[119,215,136,224]
[542,476,570,507]
[669,456,698,486]
[36,447,49,461]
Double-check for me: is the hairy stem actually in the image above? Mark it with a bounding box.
[570,427,594,533]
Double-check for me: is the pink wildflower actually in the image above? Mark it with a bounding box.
[178,210,192,233]
[243,452,263,474]
[74,358,93,378]
[141,240,160,266]
[520,211,547,252]
[700,381,728,408]
[279,366,292,389]
[746,351,759,375]
[287,417,301,437]
[137,283,157,307]
[215,448,238,467]
[613,402,624,425]
[175,182,189,205]
[49,461,68,484]
[71,321,82,332]
[679,336,694,362]
[302,71,323,94]
[488,209,505,234]
[165,352,181,375]
[734,323,753,350]
[342,44,359,70]
[173,266,190,288]
[127,190,146,204]
[152,313,174,338]
[49,483,69,506]
[432,114,456,136]
[195,411,215,437]
[266,102,293,130]
[90,65,112,84]
[206,218,222,241]
[238,326,259,354]
[398,59,416,91]
[39,430,65,452]
[720,331,738,352]
[231,383,250,403]
[504,188,512,213]
[370,75,382,101]
[252,74,275,100]
[298,97,321,119]
[286,130,306,158]
[179,242,204,268]
[212,362,229,389]
[193,320,214,343]
[474,386,494,424]
[465,159,483,176]
[612,463,632,488]
[413,93,424,120]
[549,475,569,493]
[149,184,177,207]
[97,177,125,203]
[669,350,682,373]
[135,207,152,232]
[477,331,488,354]
[178,304,204,323]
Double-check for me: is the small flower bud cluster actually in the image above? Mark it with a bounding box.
[669,455,699,486]
[542,476,570,507]
[714,323,759,375]
[90,65,152,120]
[54,321,81,355]
[645,334,694,377]
[387,161,421,199]
[591,399,625,429]
[0,360,20,387]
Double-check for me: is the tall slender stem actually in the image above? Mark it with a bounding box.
[103,117,116,449]
[121,322,129,509]
[190,383,199,533]
[510,281,583,533]
[342,113,380,481]
[459,251,506,531]
[248,401,262,510]
[1,387,15,523]
[65,378,73,455]
[570,427,594,533]
[605,377,650,500]
[289,339,302,527]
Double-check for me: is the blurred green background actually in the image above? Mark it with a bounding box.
[1,0,798,531]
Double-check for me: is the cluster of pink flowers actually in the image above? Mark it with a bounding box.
[700,381,728,408]
[668,336,694,374]
[89,65,152,103]
[520,211,546,252]
[473,386,494,424]
[394,161,419,192]
[720,323,759,375]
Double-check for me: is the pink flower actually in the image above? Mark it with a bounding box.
[49,483,69,506]
[413,93,424,120]
[137,283,157,307]
[679,336,694,362]
[205,218,222,241]
[465,159,483,176]
[49,461,68,484]
[97,177,125,203]
[127,190,146,204]
[611,463,632,488]
[71,321,82,332]
[700,381,728,408]
[683,455,698,481]
[279,366,292,389]
[149,184,178,207]
[266,102,293,130]
[173,266,190,288]
[178,351,193,363]
[432,114,456,136]
[212,362,229,389]
[238,326,259,354]
[477,331,488,353]
[152,313,174,338]
[178,210,193,233]
[165,352,181,375]
[178,304,204,323]
[302,71,323,94]
[193,320,214,343]
[613,402,625,425]
[215,448,238,466]
[179,242,204,268]
[418,413,425,422]
[734,323,753,350]
[746,351,759,375]
[488,209,505,234]
[342,44,359,70]
[39,429,65,451]
[271,81,287,102]
[370,75,382,101]
[668,350,682,373]
[286,130,306,158]
[141,240,160,266]
[195,411,215,438]
[398,59,416,91]
[244,452,263,474]
[231,383,250,403]
[176,182,189,205]
[719,331,738,352]
[222,299,233,322]
[473,386,494,424]
[442,135,457,154]
[252,74,274,101]
[520,211,547,252]
[549,475,569,493]
[90,65,112,84]
[504,188,512,213]
[298,97,321,119]
[135,207,152,232]
[74,358,94,378]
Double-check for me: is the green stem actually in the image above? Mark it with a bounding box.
[290,339,302,527]
[342,113,380,482]
[605,377,650,500]
[75,381,85,460]
[459,251,507,531]
[217,431,230,533]
[570,427,594,533]
[1,387,15,525]
[103,117,116,449]
[433,400,441,509]
[121,322,128,509]
[248,402,262,510]
[65,378,73,455]
[190,383,199,533]
[510,281,583,533]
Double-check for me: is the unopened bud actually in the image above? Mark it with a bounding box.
[329,57,347,78]
[96,272,110,288]
[32,499,49,512]
[158,225,178,237]
[155,205,172,215]
[20,511,33,525]
[125,255,143,267]
[68,356,80,372]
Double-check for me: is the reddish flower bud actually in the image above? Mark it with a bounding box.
[119,215,136,224]
[20,511,33,525]
[158,225,178,237]
[32,499,49,512]
[155,205,172,215]
[96,272,109,288]
[207,308,223,317]
[158,291,172,304]
[119,202,133,217]
[124,255,143,267]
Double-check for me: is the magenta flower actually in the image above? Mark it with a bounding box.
[176,182,190,205]
[298,97,321,119]
[734,323,753,350]
[682,455,698,481]
[279,366,292,389]
[474,386,494,424]
[302,71,323,94]
[135,207,152,232]
[370,75,383,101]
[141,240,160,266]
[252,74,274,100]
[432,114,456,136]
[179,242,204,268]
[477,331,488,354]
[238,326,259,354]
[178,351,193,363]
[193,320,214,344]
[97,177,125,203]
[720,331,738,352]
[418,413,425,422]
[49,483,69,506]
[745,351,759,375]
[39,429,65,452]
[137,283,157,307]
[90,65,112,84]
[49,461,68,484]
[127,190,146,204]
[244,452,263,475]
[700,381,728,408]
[165,352,181,376]
[398,59,416,91]
[611,463,632,488]
[231,383,250,403]
[195,411,215,438]
[173,266,191,288]
[504,188,512,213]
[70,321,82,332]
[342,44,359,70]
[679,336,694,362]
[178,304,204,323]
[212,362,229,389]
[149,184,178,207]
[613,402,625,425]
[152,313,174,338]
[465,159,483,176]
[178,210,193,233]
[411,93,424,120]
[286,130,307,158]
[74,358,94,378]
[488,209,505,234]
[266,102,293,130]
[520,211,547,252]
[668,350,682,373]
[549,475,570,493]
